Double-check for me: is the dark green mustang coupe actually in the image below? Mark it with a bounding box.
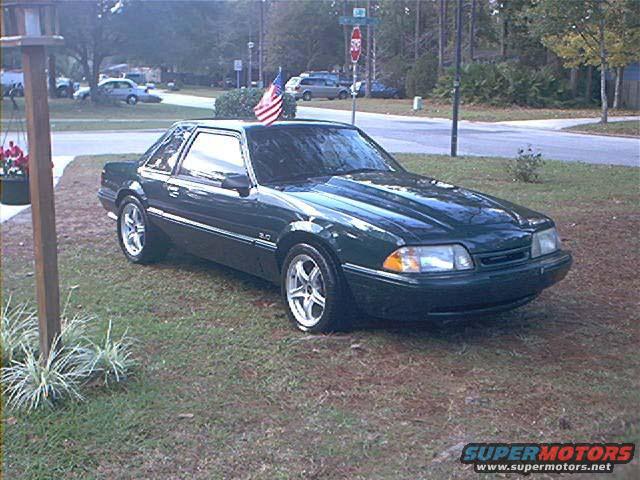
[98,120,572,332]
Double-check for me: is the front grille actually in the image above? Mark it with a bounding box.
[475,247,530,270]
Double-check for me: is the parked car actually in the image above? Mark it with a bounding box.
[73,78,161,104]
[98,120,572,332]
[55,77,77,98]
[300,70,351,87]
[354,80,403,99]
[285,76,350,101]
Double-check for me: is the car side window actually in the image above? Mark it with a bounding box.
[179,132,245,183]
[144,124,194,173]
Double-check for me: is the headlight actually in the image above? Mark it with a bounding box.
[383,245,474,273]
[531,227,561,258]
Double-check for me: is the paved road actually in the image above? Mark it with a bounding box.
[155,91,638,166]
[3,94,638,166]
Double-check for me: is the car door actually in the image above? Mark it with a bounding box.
[138,124,195,236]
[166,129,261,272]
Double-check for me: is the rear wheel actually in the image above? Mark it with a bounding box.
[282,243,352,333]
[117,196,168,263]
[338,90,348,100]
[302,91,312,101]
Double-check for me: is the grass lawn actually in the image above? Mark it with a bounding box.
[2,154,639,479]
[0,97,214,132]
[565,119,640,138]
[303,97,640,123]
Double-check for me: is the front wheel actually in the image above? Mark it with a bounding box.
[302,91,312,101]
[338,90,348,100]
[117,196,168,264]
[126,95,138,105]
[282,243,352,333]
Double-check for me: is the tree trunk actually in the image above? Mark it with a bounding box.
[613,66,623,109]
[48,53,57,99]
[469,0,476,61]
[500,16,508,58]
[569,67,579,97]
[438,0,446,74]
[599,17,608,123]
[414,0,421,61]
[343,0,349,69]
[585,65,593,102]
[365,0,372,97]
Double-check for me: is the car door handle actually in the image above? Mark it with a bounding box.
[166,185,181,197]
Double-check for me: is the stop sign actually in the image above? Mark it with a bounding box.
[350,26,362,63]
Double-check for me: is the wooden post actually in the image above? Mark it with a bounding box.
[21,44,61,358]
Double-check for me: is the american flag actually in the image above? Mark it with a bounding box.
[254,71,283,126]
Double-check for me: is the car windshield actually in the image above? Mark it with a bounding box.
[247,126,403,184]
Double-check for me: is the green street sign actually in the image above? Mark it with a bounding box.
[339,16,380,26]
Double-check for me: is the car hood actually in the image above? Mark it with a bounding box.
[273,171,551,247]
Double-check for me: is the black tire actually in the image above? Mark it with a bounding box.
[56,86,69,98]
[302,91,312,101]
[117,196,168,264]
[126,94,138,105]
[338,90,348,100]
[281,243,353,333]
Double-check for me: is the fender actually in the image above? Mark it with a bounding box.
[116,180,147,207]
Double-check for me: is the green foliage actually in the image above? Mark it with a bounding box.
[214,88,296,120]
[1,297,136,411]
[2,337,88,412]
[505,146,545,183]
[433,62,571,107]
[80,321,135,386]
[405,54,439,98]
[1,298,38,365]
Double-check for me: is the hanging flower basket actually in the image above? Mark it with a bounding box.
[1,175,30,205]
[1,141,31,205]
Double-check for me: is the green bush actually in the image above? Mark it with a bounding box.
[433,62,571,107]
[214,88,296,119]
[505,146,545,183]
[405,54,439,98]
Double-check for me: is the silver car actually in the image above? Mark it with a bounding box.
[285,76,350,101]
[73,78,161,105]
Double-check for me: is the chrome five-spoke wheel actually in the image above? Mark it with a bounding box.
[120,203,146,256]
[286,254,326,328]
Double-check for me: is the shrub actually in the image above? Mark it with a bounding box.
[214,88,296,120]
[505,146,545,183]
[80,320,135,386]
[405,54,439,98]
[1,298,136,411]
[1,298,38,365]
[433,62,571,107]
[2,338,88,411]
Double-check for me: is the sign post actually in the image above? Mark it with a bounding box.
[350,26,362,125]
[234,59,243,89]
[1,0,64,360]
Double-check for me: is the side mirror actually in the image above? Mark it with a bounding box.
[221,173,251,196]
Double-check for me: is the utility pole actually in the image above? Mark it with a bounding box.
[365,0,372,98]
[258,0,264,87]
[469,0,476,61]
[438,0,446,74]
[450,0,463,157]
[414,0,420,61]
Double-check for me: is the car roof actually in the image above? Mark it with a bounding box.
[174,118,357,133]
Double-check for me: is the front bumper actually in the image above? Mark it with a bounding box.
[342,251,572,320]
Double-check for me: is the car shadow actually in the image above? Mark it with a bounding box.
[155,249,567,346]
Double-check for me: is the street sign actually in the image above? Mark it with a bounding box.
[339,16,380,26]
[350,26,362,63]
[353,7,366,17]
[233,59,243,71]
